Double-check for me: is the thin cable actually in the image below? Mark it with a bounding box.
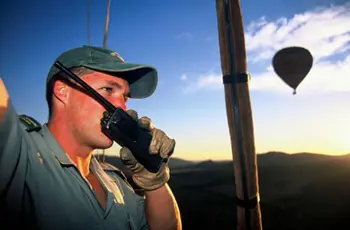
[86,0,91,45]
[103,0,111,48]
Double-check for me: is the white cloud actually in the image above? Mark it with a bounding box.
[245,3,350,63]
[182,72,222,94]
[205,36,215,41]
[250,55,350,94]
[182,3,350,95]
[180,74,188,81]
[175,32,193,40]
[196,73,222,88]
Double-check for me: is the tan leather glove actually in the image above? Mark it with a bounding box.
[119,109,175,191]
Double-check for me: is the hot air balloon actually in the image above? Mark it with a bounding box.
[272,46,313,95]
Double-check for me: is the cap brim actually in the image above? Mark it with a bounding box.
[83,62,158,99]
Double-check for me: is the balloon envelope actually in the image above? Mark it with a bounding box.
[272,46,313,94]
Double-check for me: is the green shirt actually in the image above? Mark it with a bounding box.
[0,100,148,230]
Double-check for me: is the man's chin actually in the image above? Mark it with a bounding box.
[90,136,113,150]
[97,140,113,149]
[101,138,114,149]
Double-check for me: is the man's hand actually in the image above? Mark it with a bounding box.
[119,109,175,191]
[0,78,10,123]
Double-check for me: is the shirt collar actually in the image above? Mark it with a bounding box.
[39,124,75,166]
[39,125,125,205]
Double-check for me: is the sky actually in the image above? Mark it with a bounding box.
[1,0,349,161]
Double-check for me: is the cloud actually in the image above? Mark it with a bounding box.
[180,74,188,81]
[250,56,350,94]
[205,36,215,41]
[245,3,350,63]
[182,72,222,94]
[175,32,193,40]
[182,3,350,95]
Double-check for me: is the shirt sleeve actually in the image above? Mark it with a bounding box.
[0,99,29,200]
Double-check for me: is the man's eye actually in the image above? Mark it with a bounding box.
[102,87,113,93]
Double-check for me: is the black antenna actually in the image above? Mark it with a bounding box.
[101,0,112,163]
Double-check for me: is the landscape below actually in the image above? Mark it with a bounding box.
[96,152,350,230]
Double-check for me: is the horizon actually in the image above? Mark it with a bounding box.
[1,0,349,161]
[95,150,350,163]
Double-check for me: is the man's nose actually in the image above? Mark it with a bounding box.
[109,96,127,111]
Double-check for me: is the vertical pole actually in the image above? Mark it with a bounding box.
[215,0,263,229]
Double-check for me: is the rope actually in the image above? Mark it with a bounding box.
[102,149,106,162]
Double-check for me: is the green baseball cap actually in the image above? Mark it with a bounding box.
[47,45,158,99]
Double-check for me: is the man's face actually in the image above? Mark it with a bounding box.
[64,71,130,150]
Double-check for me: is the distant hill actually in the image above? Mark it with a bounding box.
[258,151,350,166]
[96,152,350,230]
[97,155,196,171]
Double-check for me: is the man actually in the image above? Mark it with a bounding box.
[0,45,182,230]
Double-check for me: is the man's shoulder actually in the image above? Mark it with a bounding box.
[17,114,47,149]
[99,161,129,182]
[18,114,42,133]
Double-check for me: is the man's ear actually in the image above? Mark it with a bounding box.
[52,79,70,104]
